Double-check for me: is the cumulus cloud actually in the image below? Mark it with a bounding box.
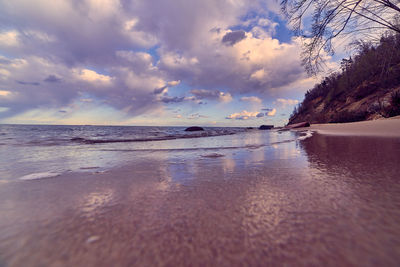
[74,69,112,84]
[266,108,276,116]
[0,0,310,122]
[275,98,299,107]
[0,54,167,119]
[226,110,262,120]
[158,28,305,95]
[190,89,232,103]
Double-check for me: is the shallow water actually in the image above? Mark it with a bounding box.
[0,132,399,266]
[0,124,297,180]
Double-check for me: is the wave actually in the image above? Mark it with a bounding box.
[297,131,313,141]
[19,172,62,180]
[98,143,266,152]
[70,131,237,144]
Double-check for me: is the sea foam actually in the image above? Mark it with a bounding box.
[297,131,313,141]
[19,172,61,181]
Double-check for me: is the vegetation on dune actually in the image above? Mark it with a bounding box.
[280,0,400,124]
[289,32,400,124]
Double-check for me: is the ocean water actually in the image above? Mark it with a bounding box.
[0,124,305,180]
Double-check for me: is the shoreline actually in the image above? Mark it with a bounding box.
[293,116,400,137]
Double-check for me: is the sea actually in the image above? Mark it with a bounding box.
[0,124,309,181]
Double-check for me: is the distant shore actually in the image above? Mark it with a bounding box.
[294,116,400,137]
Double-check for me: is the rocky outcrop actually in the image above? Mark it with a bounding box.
[184,126,204,132]
[289,34,400,124]
[290,85,400,124]
[285,122,310,129]
[259,125,274,130]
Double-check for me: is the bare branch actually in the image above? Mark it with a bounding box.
[281,0,400,74]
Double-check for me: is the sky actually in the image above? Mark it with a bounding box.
[0,0,337,127]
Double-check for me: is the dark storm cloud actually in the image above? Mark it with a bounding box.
[256,113,264,117]
[222,30,246,46]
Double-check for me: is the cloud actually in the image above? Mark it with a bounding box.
[240,96,262,103]
[167,80,180,87]
[44,75,62,83]
[80,98,93,103]
[16,80,40,86]
[190,89,232,102]
[256,112,264,117]
[0,55,167,119]
[153,86,168,95]
[160,96,185,103]
[275,98,299,107]
[0,0,312,123]
[187,113,208,119]
[158,28,305,95]
[74,69,112,84]
[266,108,276,116]
[0,30,19,46]
[226,110,262,120]
[222,30,246,46]
[153,80,181,94]
[261,108,273,111]
[0,90,12,97]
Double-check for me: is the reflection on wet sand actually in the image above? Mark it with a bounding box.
[81,189,115,216]
[0,134,400,266]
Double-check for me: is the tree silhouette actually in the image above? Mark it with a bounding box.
[281,0,400,74]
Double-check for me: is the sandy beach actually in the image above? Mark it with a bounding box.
[0,120,400,266]
[297,116,400,137]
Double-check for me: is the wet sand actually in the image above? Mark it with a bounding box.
[1,133,400,266]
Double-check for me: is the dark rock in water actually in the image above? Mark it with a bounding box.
[71,137,85,142]
[246,127,254,130]
[201,153,225,158]
[184,126,204,132]
[285,121,310,129]
[259,125,274,130]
